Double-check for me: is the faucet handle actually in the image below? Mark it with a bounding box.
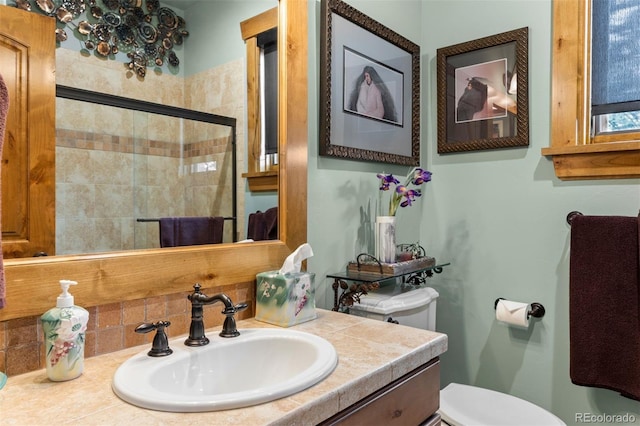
[220,302,248,317]
[218,301,249,338]
[135,321,173,357]
[233,302,248,313]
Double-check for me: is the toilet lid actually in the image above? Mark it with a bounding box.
[349,285,438,315]
[439,383,566,426]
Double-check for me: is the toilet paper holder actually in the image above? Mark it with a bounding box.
[494,298,546,319]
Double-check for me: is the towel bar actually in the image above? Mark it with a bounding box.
[568,210,640,226]
[566,211,583,226]
[137,217,236,222]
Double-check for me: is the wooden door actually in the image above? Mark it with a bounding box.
[0,6,56,258]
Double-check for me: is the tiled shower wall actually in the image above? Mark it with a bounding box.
[53,49,245,255]
[55,127,235,254]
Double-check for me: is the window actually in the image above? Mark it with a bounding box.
[240,7,279,191]
[258,28,278,157]
[593,111,640,135]
[591,0,640,137]
[542,0,640,179]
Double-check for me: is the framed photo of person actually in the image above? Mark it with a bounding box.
[437,27,529,153]
[319,0,420,166]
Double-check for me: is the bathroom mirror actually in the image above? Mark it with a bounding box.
[55,0,278,255]
[3,0,278,256]
[1,0,308,322]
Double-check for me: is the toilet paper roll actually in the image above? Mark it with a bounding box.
[496,299,530,328]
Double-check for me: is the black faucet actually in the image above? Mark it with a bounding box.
[185,283,248,346]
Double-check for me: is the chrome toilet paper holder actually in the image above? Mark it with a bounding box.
[494,298,546,319]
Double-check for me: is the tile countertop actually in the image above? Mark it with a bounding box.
[0,309,447,426]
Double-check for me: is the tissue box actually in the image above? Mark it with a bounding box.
[255,271,317,327]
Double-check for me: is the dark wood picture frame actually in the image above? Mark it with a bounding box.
[437,27,529,153]
[319,0,420,165]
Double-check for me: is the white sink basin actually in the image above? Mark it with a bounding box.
[112,328,338,412]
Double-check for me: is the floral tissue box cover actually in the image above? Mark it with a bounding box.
[255,271,317,327]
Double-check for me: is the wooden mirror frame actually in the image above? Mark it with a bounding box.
[0,0,308,321]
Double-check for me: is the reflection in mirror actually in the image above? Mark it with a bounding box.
[241,6,279,189]
[239,5,279,224]
[55,86,237,255]
[1,0,308,324]
[51,1,280,255]
[1,0,281,258]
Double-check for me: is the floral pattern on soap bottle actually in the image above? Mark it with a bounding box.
[42,308,87,380]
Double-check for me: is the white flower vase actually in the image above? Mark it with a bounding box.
[375,216,396,263]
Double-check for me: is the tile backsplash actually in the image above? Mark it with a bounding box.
[0,284,253,377]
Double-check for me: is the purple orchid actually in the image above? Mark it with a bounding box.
[412,168,432,185]
[377,173,400,191]
[377,167,432,216]
[397,186,422,208]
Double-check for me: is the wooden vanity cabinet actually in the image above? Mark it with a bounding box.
[320,358,441,426]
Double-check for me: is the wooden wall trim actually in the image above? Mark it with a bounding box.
[240,6,278,41]
[2,242,290,321]
[544,0,640,180]
[278,0,308,251]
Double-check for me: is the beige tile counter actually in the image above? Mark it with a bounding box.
[0,309,447,425]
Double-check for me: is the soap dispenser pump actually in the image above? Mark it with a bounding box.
[41,280,90,381]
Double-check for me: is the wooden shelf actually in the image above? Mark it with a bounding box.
[541,142,640,180]
[242,170,278,192]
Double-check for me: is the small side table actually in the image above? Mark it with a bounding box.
[328,261,450,312]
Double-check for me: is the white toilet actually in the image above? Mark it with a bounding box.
[349,284,566,426]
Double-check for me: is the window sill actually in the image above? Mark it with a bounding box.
[242,170,278,192]
[541,141,640,180]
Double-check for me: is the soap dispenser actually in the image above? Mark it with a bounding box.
[41,280,90,381]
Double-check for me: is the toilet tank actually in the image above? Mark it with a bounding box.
[348,284,438,331]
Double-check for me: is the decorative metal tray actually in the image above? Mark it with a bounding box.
[347,255,436,275]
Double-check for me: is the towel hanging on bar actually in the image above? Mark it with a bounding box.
[247,207,277,241]
[159,216,224,247]
[569,213,640,401]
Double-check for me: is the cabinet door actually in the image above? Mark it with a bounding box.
[0,6,56,258]
[321,359,440,425]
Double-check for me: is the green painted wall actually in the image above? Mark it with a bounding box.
[182,0,277,76]
[307,1,640,425]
